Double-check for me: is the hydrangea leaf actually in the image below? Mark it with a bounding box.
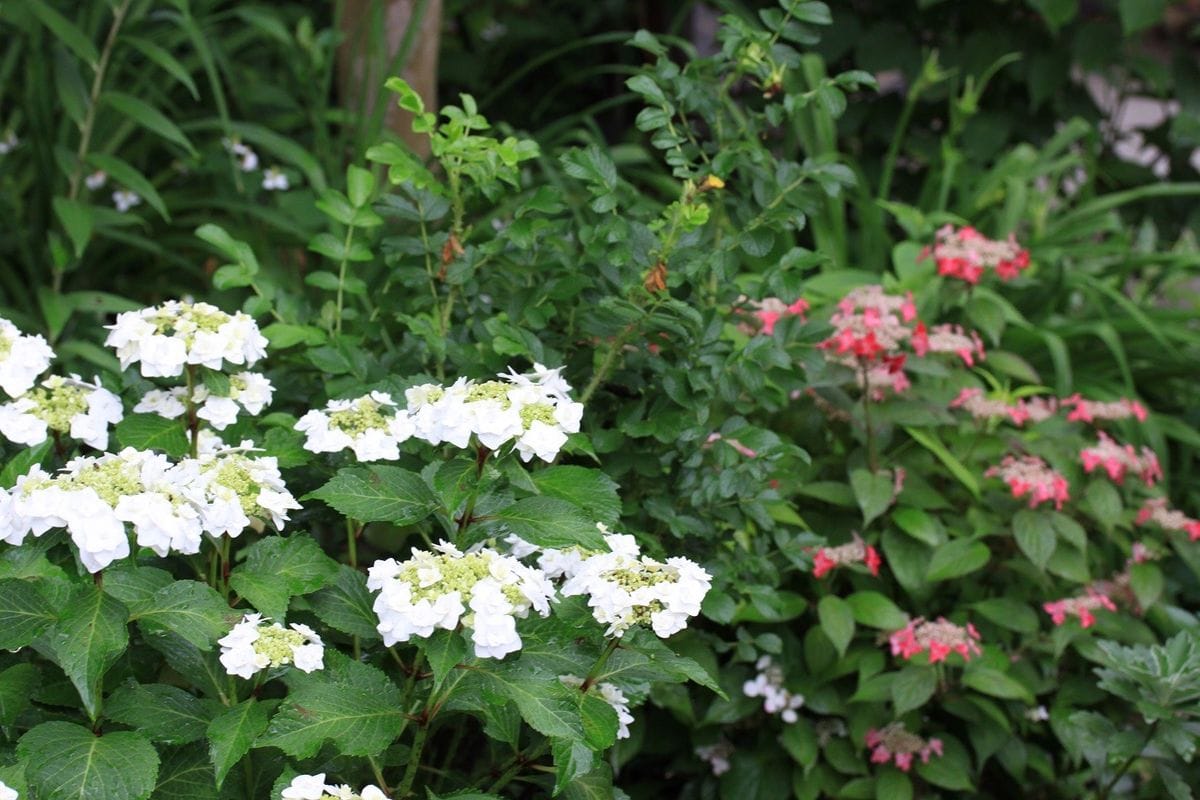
[0,663,37,725]
[114,413,190,457]
[309,565,382,641]
[308,465,438,525]
[422,629,467,688]
[208,698,270,789]
[152,743,219,800]
[531,466,621,526]
[479,663,586,742]
[1012,510,1056,570]
[818,595,856,658]
[229,535,339,620]
[106,684,220,746]
[18,721,159,800]
[128,580,237,650]
[891,665,937,716]
[494,496,607,550]
[45,585,129,720]
[0,577,58,650]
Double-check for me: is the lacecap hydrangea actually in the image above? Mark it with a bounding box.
[0,315,54,398]
[219,613,325,679]
[0,374,123,450]
[104,299,268,377]
[281,774,388,800]
[294,391,415,462]
[135,371,274,431]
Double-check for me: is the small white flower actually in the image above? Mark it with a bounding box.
[222,138,259,172]
[0,316,54,398]
[85,170,108,190]
[281,773,329,800]
[113,189,141,212]
[134,387,188,419]
[0,374,126,450]
[1026,705,1049,722]
[262,166,289,191]
[219,613,325,679]
[0,130,17,155]
[743,655,804,723]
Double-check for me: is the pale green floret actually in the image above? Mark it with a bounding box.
[519,402,556,429]
[603,562,675,591]
[253,625,306,667]
[64,460,142,506]
[466,380,512,407]
[398,552,524,606]
[30,383,89,433]
[151,303,230,342]
[208,457,261,515]
[0,332,11,359]
[229,374,248,395]
[328,398,392,435]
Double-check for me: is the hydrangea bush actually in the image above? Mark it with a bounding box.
[0,4,1199,800]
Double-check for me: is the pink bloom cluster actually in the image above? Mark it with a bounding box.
[1080,433,1161,486]
[819,285,917,362]
[912,323,986,367]
[751,297,810,335]
[921,224,1031,284]
[985,455,1070,510]
[866,723,943,772]
[1136,498,1200,541]
[812,534,882,579]
[1043,588,1117,629]
[889,617,982,663]
[1062,395,1147,424]
[949,388,1057,426]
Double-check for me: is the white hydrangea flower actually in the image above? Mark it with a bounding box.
[134,387,189,418]
[559,532,711,638]
[104,300,268,377]
[262,167,289,191]
[0,374,123,450]
[281,774,387,800]
[367,541,555,659]
[219,613,325,679]
[113,189,141,212]
[177,448,300,536]
[743,655,804,723]
[0,779,16,800]
[0,316,54,398]
[295,391,413,462]
[560,675,635,739]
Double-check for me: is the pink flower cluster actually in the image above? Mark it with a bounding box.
[751,297,810,335]
[949,388,1057,426]
[866,723,943,772]
[812,534,882,579]
[1136,498,1200,541]
[985,455,1070,510]
[921,224,1031,284]
[1080,433,1161,487]
[1062,395,1147,424]
[889,617,982,664]
[819,285,917,363]
[1043,589,1117,629]
[912,323,986,367]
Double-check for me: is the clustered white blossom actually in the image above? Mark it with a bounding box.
[367,541,555,659]
[222,137,259,172]
[558,531,712,639]
[295,391,415,462]
[113,189,141,213]
[85,170,108,191]
[281,774,388,800]
[0,374,122,450]
[560,675,635,739]
[218,613,325,679]
[743,655,805,723]
[0,316,55,398]
[105,300,268,378]
[0,445,298,572]
[134,371,274,430]
[262,167,290,191]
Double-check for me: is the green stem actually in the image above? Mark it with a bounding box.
[876,81,922,201]
[334,223,356,336]
[580,638,620,692]
[368,754,390,796]
[398,704,432,797]
[185,365,199,458]
[486,741,550,794]
[346,518,360,569]
[1098,720,1158,800]
[219,534,232,596]
[860,363,877,473]
[455,446,491,539]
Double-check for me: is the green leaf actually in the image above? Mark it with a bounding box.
[45,586,129,720]
[925,539,990,582]
[103,91,196,155]
[207,699,269,789]
[1,439,52,487]
[308,466,438,525]
[123,35,200,100]
[479,663,585,741]
[849,469,893,527]
[152,744,218,800]
[0,663,37,724]
[818,596,855,657]
[309,565,382,641]
[346,165,376,207]
[128,581,234,650]
[228,535,339,620]
[962,667,1034,702]
[971,598,1039,634]
[0,578,58,649]
[1129,562,1164,610]
[1084,480,1122,525]
[915,735,973,790]
[552,739,595,795]
[1013,510,1056,570]
[875,768,913,800]
[1118,0,1166,34]
[114,414,189,457]
[845,591,908,630]
[495,496,607,550]
[531,466,622,527]
[1026,0,1078,32]
[53,196,93,258]
[19,721,159,800]
[28,0,99,65]
[257,659,404,758]
[903,427,980,499]
[422,629,466,688]
[891,506,943,545]
[107,684,219,746]
[87,153,170,221]
[891,665,936,715]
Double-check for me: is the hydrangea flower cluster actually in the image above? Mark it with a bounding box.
[295,391,416,462]
[0,374,122,449]
[135,372,274,431]
[811,534,881,579]
[1043,588,1117,629]
[922,224,1030,283]
[949,388,1057,426]
[1063,394,1147,424]
[695,741,734,776]
[367,541,555,659]
[219,613,325,679]
[0,316,54,398]
[560,675,635,739]
[281,774,387,800]
[560,532,712,639]
[1136,498,1200,540]
[742,655,805,723]
[1,445,298,572]
[889,617,982,664]
[865,723,944,772]
[985,455,1070,510]
[105,300,268,377]
[1080,433,1162,486]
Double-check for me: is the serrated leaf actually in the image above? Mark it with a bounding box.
[577,689,619,751]
[531,466,621,527]
[309,565,381,641]
[495,496,607,550]
[308,466,438,525]
[480,663,585,741]
[0,663,37,724]
[152,744,217,800]
[1013,510,1056,570]
[553,738,595,795]
[1,439,52,487]
[229,535,338,619]
[0,577,58,649]
[422,629,466,688]
[207,699,269,789]
[891,665,936,715]
[875,768,912,800]
[257,659,404,758]
[129,580,234,650]
[19,721,159,800]
[849,469,893,526]
[107,684,219,745]
[46,586,129,720]
[114,414,189,457]
[818,595,855,657]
